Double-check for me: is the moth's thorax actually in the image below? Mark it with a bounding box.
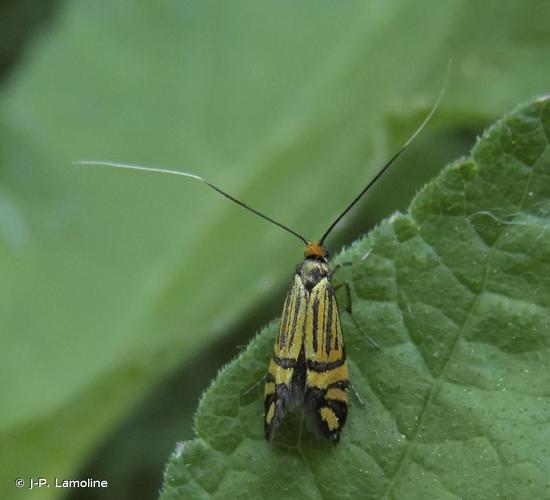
[297,258,330,292]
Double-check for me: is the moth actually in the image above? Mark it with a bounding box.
[263,240,349,442]
[76,72,446,443]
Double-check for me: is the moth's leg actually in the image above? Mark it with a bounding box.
[331,248,372,276]
[350,381,365,406]
[334,281,379,348]
[331,262,352,277]
[333,281,352,314]
[242,373,267,396]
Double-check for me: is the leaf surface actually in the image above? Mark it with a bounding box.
[162,97,550,499]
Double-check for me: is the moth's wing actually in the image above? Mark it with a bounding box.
[303,277,349,442]
[264,273,308,440]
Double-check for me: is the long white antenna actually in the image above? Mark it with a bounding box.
[73,160,309,244]
[74,160,204,181]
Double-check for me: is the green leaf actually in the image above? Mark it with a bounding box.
[3,1,550,498]
[161,97,550,499]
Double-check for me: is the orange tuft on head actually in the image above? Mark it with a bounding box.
[304,241,327,259]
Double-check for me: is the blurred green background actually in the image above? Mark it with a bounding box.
[1,1,549,499]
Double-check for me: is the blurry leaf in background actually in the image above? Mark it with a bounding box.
[163,97,550,500]
[0,0,61,81]
[0,1,549,499]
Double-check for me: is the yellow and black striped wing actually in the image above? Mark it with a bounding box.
[264,273,308,439]
[304,276,349,442]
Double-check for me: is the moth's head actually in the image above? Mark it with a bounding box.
[304,241,328,262]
